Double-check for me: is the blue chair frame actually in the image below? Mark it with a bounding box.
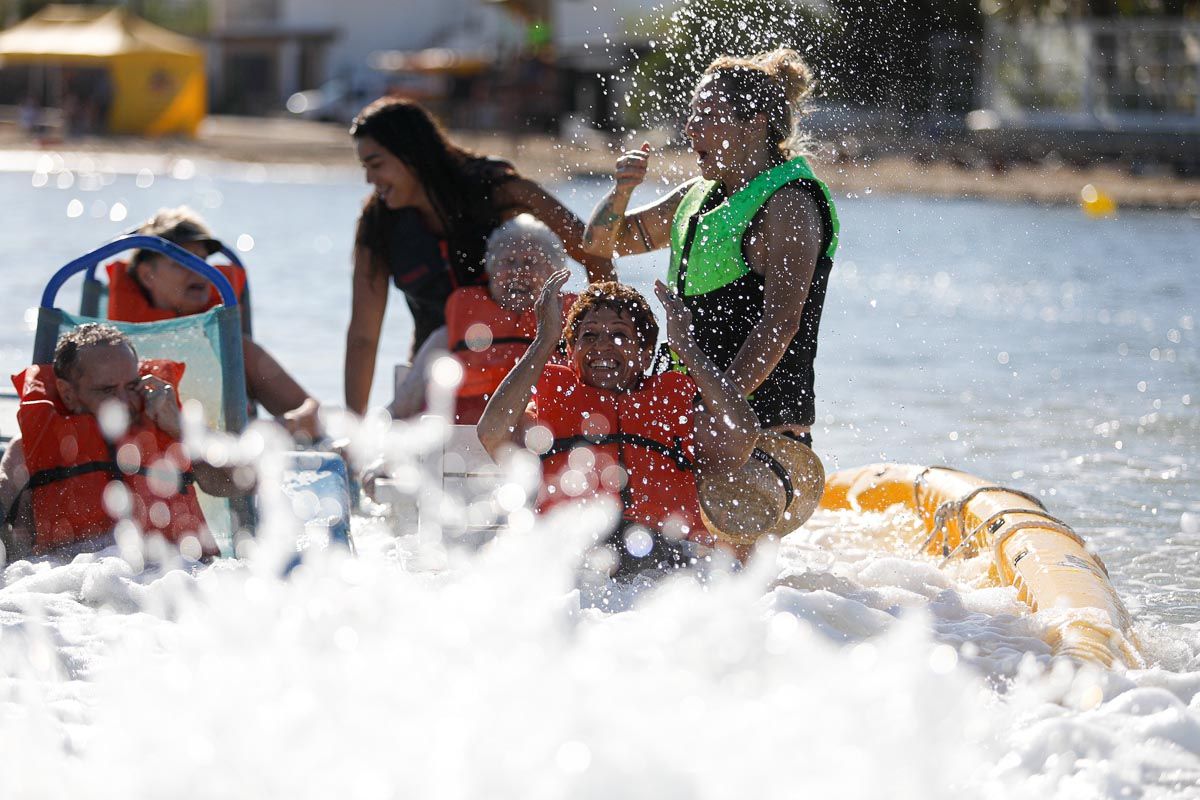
[76,237,253,338]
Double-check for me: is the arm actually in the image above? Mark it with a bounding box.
[138,376,249,498]
[724,185,824,397]
[345,245,390,415]
[500,179,616,283]
[581,143,687,259]
[389,326,448,419]
[477,270,568,459]
[242,338,320,440]
[191,461,249,498]
[655,282,759,475]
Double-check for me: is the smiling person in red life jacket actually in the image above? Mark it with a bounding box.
[477,273,762,576]
[0,324,242,563]
[106,207,321,442]
[390,214,578,424]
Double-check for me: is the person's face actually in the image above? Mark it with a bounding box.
[684,75,756,180]
[569,307,651,393]
[356,136,421,210]
[57,343,140,417]
[138,241,213,316]
[486,245,558,313]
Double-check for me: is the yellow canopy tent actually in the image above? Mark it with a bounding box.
[0,4,205,137]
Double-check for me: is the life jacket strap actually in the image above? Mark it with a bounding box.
[27,460,197,492]
[27,460,119,489]
[542,434,694,472]
[451,335,534,353]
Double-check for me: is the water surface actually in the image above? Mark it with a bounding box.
[1,157,1198,798]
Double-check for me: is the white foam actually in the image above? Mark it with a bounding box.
[0,431,1198,799]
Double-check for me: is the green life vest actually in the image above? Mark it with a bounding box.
[667,156,840,297]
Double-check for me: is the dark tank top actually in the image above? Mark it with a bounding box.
[383,208,479,355]
[373,158,525,355]
[675,184,835,428]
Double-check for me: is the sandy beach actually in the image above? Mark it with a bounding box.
[2,114,1199,212]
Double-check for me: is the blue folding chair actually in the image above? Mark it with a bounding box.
[34,235,255,554]
[35,235,355,559]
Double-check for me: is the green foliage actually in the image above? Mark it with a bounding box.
[984,0,1200,18]
[134,0,210,35]
[5,0,209,33]
[621,0,989,122]
[108,0,211,34]
[625,0,840,128]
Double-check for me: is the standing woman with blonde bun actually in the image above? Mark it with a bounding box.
[346,97,613,415]
[583,49,839,446]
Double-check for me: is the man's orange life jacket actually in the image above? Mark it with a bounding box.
[105,260,247,323]
[13,360,211,555]
[446,287,576,399]
[531,364,707,542]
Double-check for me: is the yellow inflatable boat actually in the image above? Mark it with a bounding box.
[819,464,1144,670]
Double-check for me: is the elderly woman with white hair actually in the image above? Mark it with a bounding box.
[389,214,577,423]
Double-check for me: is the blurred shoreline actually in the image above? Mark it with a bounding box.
[2,114,1199,212]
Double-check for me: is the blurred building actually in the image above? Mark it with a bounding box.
[206,0,524,116]
[206,0,335,114]
[972,14,1200,169]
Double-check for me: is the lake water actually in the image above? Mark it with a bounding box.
[1,154,1199,797]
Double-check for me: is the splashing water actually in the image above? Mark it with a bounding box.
[2,405,1199,799]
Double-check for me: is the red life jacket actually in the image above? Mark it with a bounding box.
[446,287,576,400]
[105,260,247,323]
[532,364,708,541]
[12,360,212,555]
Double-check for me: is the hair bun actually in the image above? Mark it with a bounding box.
[754,48,814,105]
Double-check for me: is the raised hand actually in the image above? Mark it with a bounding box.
[138,374,182,439]
[654,279,696,359]
[534,268,571,345]
[281,397,321,443]
[614,142,651,194]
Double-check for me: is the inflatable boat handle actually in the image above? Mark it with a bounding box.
[44,235,239,310]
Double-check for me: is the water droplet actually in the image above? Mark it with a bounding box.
[171,159,196,180]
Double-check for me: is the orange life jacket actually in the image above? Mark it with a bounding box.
[446,287,576,399]
[13,360,212,555]
[532,364,707,541]
[105,259,248,323]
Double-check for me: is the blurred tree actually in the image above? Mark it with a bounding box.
[821,0,984,107]
[4,0,208,33]
[130,0,209,34]
[626,0,985,122]
[985,0,1200,17]
[626,0,840,128]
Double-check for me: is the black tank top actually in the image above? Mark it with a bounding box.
[675,183,834,427]
[383,208,481,355]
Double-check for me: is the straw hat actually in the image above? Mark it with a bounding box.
[697,432,825,546]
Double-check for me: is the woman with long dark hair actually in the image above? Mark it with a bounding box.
[345,97,612,414]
